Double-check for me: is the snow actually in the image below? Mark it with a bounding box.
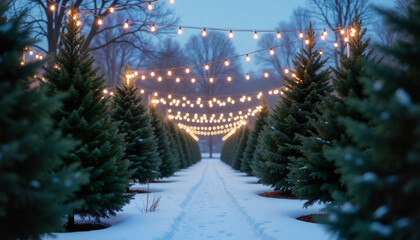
[29,180,40,188]
[370,222,392,237]
[373,80,383,91]
[44,158,333,240]
[373,206,388,219]
[395,88,411,106]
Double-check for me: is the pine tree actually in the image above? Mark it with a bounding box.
[112,64,161,183]
[149,105,177,177]
[290,11,374,207]
[43,8,131,226]
[253,23,331,191]
[0,4,87,239]
[232,126,250,171]
[241,97,269,175]
[165,121,182,170]
[167,120,188,168]
[323,2,420,239]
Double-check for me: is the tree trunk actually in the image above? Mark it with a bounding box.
[209,135,213,158]
[67,215,75,229]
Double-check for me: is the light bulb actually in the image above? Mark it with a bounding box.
[253,31,258,39]
[204,64,209,71]
[50,4,56,11]
[344,37,349,42]
[227,76,232,81]
[134,71,138,76]
[178,26,183,35]
[334,42,338,48]
[29,50,33,55]
[224,59,230,66]
[269,48,275,55]
[157,76,162,82]
[103,89,108,93]
[319,50,324,55]
[185,67,190,74]
[323,29,327,36]
[150,72,155,77]
[176,77,180,83]
[246,54,251,62]
[169,0,175,4]
[166,70,171,76]
[154,92,158,96]
[148,2,153,11]
[97,18,103,25]
[141,75,146,80]
[209,77,214,83]
[305,38,310,45]
[76,20,81,26]
[191,78,196,83]
[124,21,129,29]
[150,24,156,32]
[321,35,325,40]
[202,28,207,37]
[284,68,289,74]
[264,72,269,78]
[245,73,250,80]
[276,31,281,39]
[110,7,115,13]
[340,29,345,35]
[229,30,234,39]
[299,31,304,38]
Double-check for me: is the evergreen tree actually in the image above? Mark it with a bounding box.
[167,120,188,168]
[324,2,420,239]
[241,97,269,175]
[232,126,250,171]
[0,4,87,239]
[165,121,182,170]
[43,8,131,226]
[112,64,161,183]
[290,11,375,207]
[149,105,177,177]
[253,24,331,191]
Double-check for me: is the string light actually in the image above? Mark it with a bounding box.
[150,24,156,32]
[178,26,183,35]
[50,4,56,11]
[246,54,251,62]
[77,20,81,26]
[169,0,175,4]
[245,73,250,80]
[150,71,155,77]
[319,50,324,55]
[147,2,153,11]
[202,28,207,37]
[340,29,345,35]
[229,30,234,39]
[209,77,214,83]
[264,72,269,78]
[109,7,115,13]
[224,59,230,67]
[123,21,129,29]
[176,77,181,83]
[253,31,259,39]
[191,78,196,83]
[157,76,162,82]
[97,18,103,25]
[334,42,338,48]
[323,29,327,36]
[305,38,310,45]
[185,67,190,74]
[167,70,172,76]
[299,31,304,38]
[227,76,232,82]
[269,48,275,55]
[284,68,289,74]
[276,31,281,39]
[204,64,210,71]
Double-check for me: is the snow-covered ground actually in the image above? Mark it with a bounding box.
[45,158,333,240]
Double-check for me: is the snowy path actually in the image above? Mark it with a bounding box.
[168,161,259,240]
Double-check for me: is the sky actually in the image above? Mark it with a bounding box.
[169,0,393,72]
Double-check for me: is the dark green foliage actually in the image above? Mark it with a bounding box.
[167,120,188,168]
[253,24,331,190]
[241,97,269,175]
[291,12,374,207]
[324,2,420,239]
[149,105,178,177]
[111,64,161,183]
[43,8,131,222]
[232,126,250,170]
[0,4,87,239]
[221,125,245,167]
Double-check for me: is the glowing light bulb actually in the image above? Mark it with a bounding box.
[150,72,155,77]
[253,31,258,39]
[176,77,180,83]
[134,71,138,76]
[185,67,190,74]
[323,29,327,36]
[269,48,275,55]
[229,30,234,39]
[321,35,325,40]
[305,38,310,45]
[340,29,345,35]
[209,77,214,83]
[148,2,153,11]
[35,54,39,59]
[157,76,162,82]
[76,20,81,26]
[29,50,33,55]
[178,26,183,35]
[246,54,251,62]
[50,4,56,11]
[227,76,232,82]
[284,68,289,74]
[103,89,108,94]
[276,31,282,39]
[334,42,338,48]
[264,72,269,78]
[245,73,250,80]
[141,75,146,80]
[202,28,207,37]
[299,31,304,39]
[169,0,175,4]
[110,7,115,13]
[167,70,172,76]
[150,24,156,32]
[97,18,103,25]
[204,64,209,71]
[319,50,324,55]
[224,59,230,66]
[191,78,196,83]
[344,36,349,42]
[124,21,129,29]
[154,92,158,97]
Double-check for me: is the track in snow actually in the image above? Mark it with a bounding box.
[168,160,259,240]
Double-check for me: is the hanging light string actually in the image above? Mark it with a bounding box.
[178,118,246,131]
[222,127,240,141]
[179,123,246,136]
[47,0,164,13]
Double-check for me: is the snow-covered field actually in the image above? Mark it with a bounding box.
[45,158,333,240]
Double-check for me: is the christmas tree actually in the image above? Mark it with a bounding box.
[112,64,161,183]
[43,7,131,226]
[253,24,331,191]
[232,126,250,171]
[164,121,181,171]
[290,11,374,207]
[149,105,178,177]
[324,2,420,239]
[167,120,188,168]
[0,3,87,239]
[241,97,269,175]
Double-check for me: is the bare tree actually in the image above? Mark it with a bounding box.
[309,0,370,67]
[184,32,242,157]
[21,0,177,54]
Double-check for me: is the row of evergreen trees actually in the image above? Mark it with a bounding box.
[221,3,420,239]
[0,4,200,240]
